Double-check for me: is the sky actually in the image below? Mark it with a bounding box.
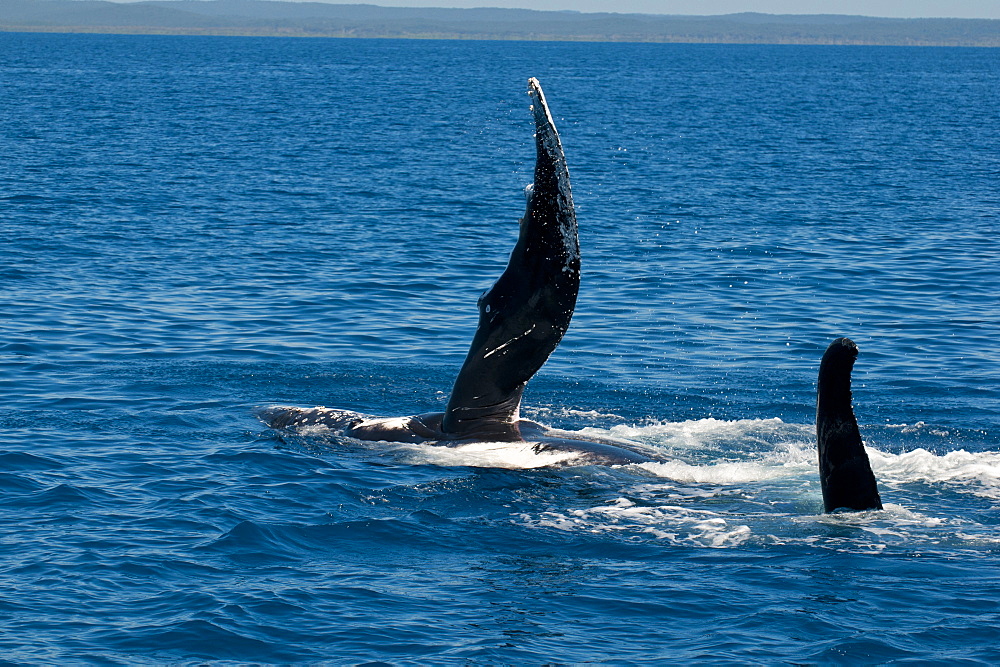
[353,1,1000,20]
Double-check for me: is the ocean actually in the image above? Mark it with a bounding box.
[1,32,999,662]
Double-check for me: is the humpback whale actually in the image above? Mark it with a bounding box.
[816,338,884,512]
[259,80,891,507]
[259,78,654,466]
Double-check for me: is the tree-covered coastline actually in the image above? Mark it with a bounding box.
[2,0,998,46]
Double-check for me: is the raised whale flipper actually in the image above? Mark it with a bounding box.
[816,338,883,512]
[441,78,580,440]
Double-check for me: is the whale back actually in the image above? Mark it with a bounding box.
[816,337,883,512]
[442,78,580,440]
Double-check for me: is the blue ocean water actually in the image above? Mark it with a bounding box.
[2,31,999,662]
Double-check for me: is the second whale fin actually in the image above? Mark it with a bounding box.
[816,337,883,512]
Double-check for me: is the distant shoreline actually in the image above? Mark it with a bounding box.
[2,1,998,47]
[4,26,997,47]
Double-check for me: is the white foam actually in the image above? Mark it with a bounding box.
[519,497,752,548]
[570,418,1000,498]
[637,459,798,484]
[762,502,982,554]
[870,447,1000,498]
[595,417,807,450]
[800,503,945,529]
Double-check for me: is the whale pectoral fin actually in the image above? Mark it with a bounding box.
[816,338,883,512]
[441,78,580,439]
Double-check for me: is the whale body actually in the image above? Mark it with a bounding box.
[259,78,654,466]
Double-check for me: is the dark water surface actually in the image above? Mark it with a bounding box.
[2,33,999,662]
